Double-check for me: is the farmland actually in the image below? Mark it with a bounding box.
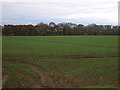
[2,36,118,88]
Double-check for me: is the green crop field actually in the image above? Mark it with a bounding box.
[2,36,119,88]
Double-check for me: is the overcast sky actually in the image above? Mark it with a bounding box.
[1,0,119,25]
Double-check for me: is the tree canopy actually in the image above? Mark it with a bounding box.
[1,22,119,36]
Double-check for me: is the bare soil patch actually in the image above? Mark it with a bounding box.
[2,67,8,87]
[19,74,43,88]
[36,54,100,59]
[22,62,56,88]
[37,54,119,59]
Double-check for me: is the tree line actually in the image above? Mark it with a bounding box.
[1,22,120,36]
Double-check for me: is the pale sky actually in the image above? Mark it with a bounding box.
[0,0,119,25]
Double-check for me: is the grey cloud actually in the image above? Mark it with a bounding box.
[2,0,118,25]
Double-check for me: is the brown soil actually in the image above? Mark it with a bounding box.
[2,74,8,87]
[23,62,56,88]
[2,67,8,87]
[61,54,100,59]
[19,74,43,88]
[3,54,119,61]
[36,54,119,59]
[36,55,100,59]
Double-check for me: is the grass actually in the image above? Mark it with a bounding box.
[3,61,37,75]
[3,36,118,56]
[2,36,119,88]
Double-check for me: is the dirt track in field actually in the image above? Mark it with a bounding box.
[2,74,8,87]
[36,54,119,59]
[25,63,55,88]
[2,61,56,88]
[2,67,8,88]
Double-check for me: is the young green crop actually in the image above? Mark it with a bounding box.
[2,36,118,88]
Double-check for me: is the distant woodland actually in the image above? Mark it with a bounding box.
[1,22,120,36]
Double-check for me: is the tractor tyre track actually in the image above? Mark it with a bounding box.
[22,62,56,88]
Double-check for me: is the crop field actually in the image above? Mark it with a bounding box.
[2,36,119,88]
